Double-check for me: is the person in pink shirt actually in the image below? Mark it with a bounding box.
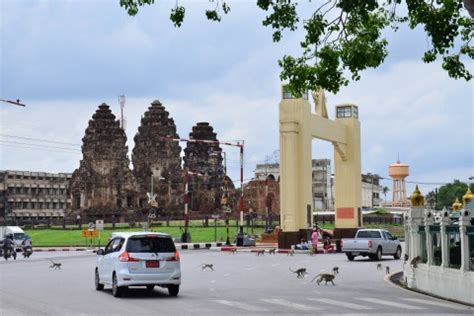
[311,228,319,253]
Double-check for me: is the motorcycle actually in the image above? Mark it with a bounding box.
[3,247,17,261]
[22,246,33,258]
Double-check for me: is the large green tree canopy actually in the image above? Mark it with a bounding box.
[119,0,473,96]
[426,180,474,209]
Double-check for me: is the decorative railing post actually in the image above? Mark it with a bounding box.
[459,208,471,272]
[424,210,434,265]
[440,208,450,268]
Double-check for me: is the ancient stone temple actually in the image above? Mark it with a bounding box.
[70,104,139,218]
[132,100,183,215]
[183,122,225,213]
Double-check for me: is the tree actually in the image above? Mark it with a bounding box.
[382,186,389,203]
[428,180,474,209]
[119,0,473,96]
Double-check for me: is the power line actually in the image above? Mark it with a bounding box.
[0,142,81,154]
[0,140,81,152]
[0,133,81,146]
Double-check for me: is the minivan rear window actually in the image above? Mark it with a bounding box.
[357,231,381,238]
[126,236,176,253]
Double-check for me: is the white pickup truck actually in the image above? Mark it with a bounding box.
[341,229,402,261]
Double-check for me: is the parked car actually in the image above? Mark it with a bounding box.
[341,229,401,261]
[95,232,181,297]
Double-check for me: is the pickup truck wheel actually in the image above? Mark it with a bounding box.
[374,247,382,261]
[346,254,355,261]
[394,246,402,259]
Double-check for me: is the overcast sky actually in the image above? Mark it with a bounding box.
[1,0,473,196]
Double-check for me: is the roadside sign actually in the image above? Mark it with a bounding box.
[82,229,98,238]
[88,222,95,230]
[95,219,104,231]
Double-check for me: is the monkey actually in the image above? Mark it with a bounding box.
[49,260,62,270]
[376,263,382,270]
[229,248,237,254]
[256,249,265,256]
[287,249,295,256]
[311,273,336,286]
[268,248,277,255]
[332,266,339,275]
[385,266,390,275]
[289,267,308,278]
[410,256,422,268]
[308,247,316,256]
[200,264,214,271]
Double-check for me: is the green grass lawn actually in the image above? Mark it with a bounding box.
[26,226,266,247]
[26,222,404,247]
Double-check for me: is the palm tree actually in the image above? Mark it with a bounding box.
[382,186,389,203]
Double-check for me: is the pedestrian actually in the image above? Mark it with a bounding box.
[311,227,319,253]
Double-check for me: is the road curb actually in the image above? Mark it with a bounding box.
[32,242,225,252]
[384,271,474,308]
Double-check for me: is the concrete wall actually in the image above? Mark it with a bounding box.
[404,264,474,304]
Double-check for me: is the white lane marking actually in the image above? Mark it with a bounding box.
[308,298,373,310]
[214,300,268,311]
[357,298,424,310]
[402,298,471,310]
[261,299,321,311]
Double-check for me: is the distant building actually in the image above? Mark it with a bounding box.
[254,161,382,212]
[255,159,333,211]
[0,170,72,219]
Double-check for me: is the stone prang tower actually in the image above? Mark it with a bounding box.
[70,104,139,217]
[184,122,224,213]
[132,100,183,215]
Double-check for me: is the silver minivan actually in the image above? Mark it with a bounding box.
[95,232,181,297]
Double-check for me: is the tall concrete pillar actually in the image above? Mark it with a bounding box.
[424,210,435,265]
[440,209,450,268]
[459,208,471,272]
[334,105,362,229]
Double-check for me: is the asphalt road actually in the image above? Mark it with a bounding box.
[0,249,472,315]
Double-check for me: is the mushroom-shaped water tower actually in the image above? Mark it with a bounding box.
[389,160,409,207]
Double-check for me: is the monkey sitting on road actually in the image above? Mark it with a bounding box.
[49,260,62,270]
[200,264,214,271]
[311,273,336,286]
[410,256,422,268]
[385,266,390,275]
[332,266,339,275]
[289,267,308,278]
[376,263,382,270]
[255,249,265,256]
[287,249,295,256]
[268,248,276,255]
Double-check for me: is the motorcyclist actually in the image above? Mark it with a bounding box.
[3,234,16,260]
[21,237,33,258]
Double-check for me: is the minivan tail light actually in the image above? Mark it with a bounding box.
[368,240,373,249]
[166,251,180,262]
[118,251,139,262]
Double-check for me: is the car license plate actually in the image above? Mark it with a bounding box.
[352,252,360,256]
[146,260,160,268]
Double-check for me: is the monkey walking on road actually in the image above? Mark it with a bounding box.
[200,264,214,271]
[287,249,295,256]
[376,263,382,270]
[311,273,336,286]
[332,266,339,275]
[229,248,237,254]
[385,266,390,275]
[49,260,62,270]
[255,249,265,256]
[268,248,276,255]
[289,267,308,278]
